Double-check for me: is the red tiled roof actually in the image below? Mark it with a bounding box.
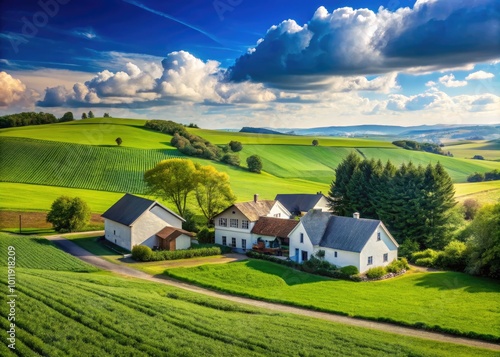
[251,217,299,237]
[156,226,195,241]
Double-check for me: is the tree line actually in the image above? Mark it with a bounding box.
[0,112,58,128]
[467,169,500,182]
[392,140,452,156]
[328,152,456,254]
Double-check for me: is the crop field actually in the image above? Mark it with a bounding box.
[444,140,500,161]
[0,233,97,271]
[165,260,500,340]
[0,137,180,193]
[0,269,496,356]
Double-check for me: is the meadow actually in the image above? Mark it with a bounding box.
[1,234,495,356]
[165,259,500,341]
[444,140,500,161]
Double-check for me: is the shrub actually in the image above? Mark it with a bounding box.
[366,266,386,279]
[398,239,420,258]
[228,140,243,152]
[436,241,467,271]
[386,259,409,273]
[221,153,240,166]
[340,265,359,275]
[414,257,435,267]
[132,245,153,262]
[148,245,223,261]
[411,248,438,263]
[197,228,215,244]
[246,155,263,173]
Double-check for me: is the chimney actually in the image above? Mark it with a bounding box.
[353,212,360,219]
[254,194,259,203]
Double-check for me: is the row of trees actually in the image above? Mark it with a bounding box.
[0,112,58,128]
[467,169,500,182]
[144,159,236,224]
[392,140,450,156]
[329,153,456,252]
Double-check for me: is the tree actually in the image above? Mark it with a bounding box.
[115,137,123,146]
[46,196,91,232]
[221,153,240,166]
[103,113,110,118]
[312,139,319,146]
[228,140,243,152]
[195,165,236,224]
[466,203,500,278]
[81,112,87,119]
[246,155,263,173]
[88,111,95,118]
[327,152,361,215]
[144,159,198,217]
[59,112,74,122]
[463,199,481,220]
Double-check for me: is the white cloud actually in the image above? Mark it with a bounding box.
[0,72,38,108]
[425,81,437,87]
[465,71,495,80]
[438,74,467,87]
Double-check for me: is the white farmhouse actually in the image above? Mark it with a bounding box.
[102,193,194,252]
[214,194,291,252]
[289,210,398,273]
[275,193,330,217]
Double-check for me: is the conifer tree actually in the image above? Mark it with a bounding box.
[328,152,361,215]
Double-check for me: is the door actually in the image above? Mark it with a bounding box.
[301,250,308,262]
[295,248,299,263]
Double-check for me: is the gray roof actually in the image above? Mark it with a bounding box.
[102,193,183,226]
[275,194,326,214]
[299,210,332,245]
[319,216,381,252]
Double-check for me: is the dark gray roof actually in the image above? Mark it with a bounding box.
[319,216,381,252]
[102,193,184,226]
[299,210,332,245]
[275,194,326,214]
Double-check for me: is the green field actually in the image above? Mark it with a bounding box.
[165,260,500,340]
[1,234,495,356]
[0,233,97,271]
[445,140,500,161]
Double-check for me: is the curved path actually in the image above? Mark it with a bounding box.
[46,235,500,352]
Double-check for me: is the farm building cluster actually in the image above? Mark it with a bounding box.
[103,193,398,273]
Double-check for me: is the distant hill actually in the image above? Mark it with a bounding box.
[240,127,287,135]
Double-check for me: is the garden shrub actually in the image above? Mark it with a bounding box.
[132,245,153,262]
[197,228,215,244]
[414,257,435,267]
[340,265,359,275]
[411,248,438,263]
[366,266,386,279]
[435,241,467,271]
[386,259,408,273]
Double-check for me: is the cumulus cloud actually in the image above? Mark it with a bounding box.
[228,0,500,87]
[465,71,495,80]
[438,74,467,87]
[0,71,38,108]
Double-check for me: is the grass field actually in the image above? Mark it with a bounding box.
[444,140,500,161]
[0,233,97,271]
[165,259,500,340]
[1,233,495,356]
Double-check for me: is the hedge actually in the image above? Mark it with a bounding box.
[132,243,229,262]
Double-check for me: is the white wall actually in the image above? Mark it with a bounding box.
[317,248,360,270]
[268,203,291,218]
[131,210,174,249]
[315,196,331,212]
[150,205,182,228]
[215,228,252,251]
[288,224,314,263]
[175,235,191,250]
[104,219,131,251]
[359,226,398,273]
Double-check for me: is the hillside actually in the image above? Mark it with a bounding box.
[1,117,499,214]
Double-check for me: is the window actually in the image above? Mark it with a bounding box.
[334,251,338,258]
[368,256,373,265]
[274,213,281,218]
[383,253,388,262]
[231,237,236,248]
[295,248,299,263]
[377,232,381,241]
[301,250,308,262]
[222,236,227,245]
[242,239,247,250]
[300,233,304,243]
[219,218,227,227]
[242,220,249,229]
[113,230,116,235]
[230,219,238,228]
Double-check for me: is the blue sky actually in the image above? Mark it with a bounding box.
[0,0,498,128]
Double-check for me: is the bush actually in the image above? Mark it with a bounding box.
[197,228,215,244]
[228,140,243,152]
[46,196,91,232]
[411,248,438,263]
[436,241,467,271]
[414,257,435,267]
[132,245,153,262]
[340,265,359,275]
[366,266,387,279]
[386,259,409,273]
[398,239,420,258]
[221,153,240,166]
[246,155,263,173]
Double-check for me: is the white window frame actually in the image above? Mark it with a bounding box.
[383,253,388,262]
[242,239,246,250]
[334,251,337,258]
[241,220,249,229]
[300,233,304,243]
[219,218,227,227]
[377,232,381,241]
[231,237,236,248]
[222,236,227,246]
[368,256,373,265]
[230,219,238,228]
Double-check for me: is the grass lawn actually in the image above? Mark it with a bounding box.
[63,233,127,264]
[444,140,500,161]
[165,259,500,340]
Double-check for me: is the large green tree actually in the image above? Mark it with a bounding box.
[328,152,361,215]
[246,155,263,173]
[195,165,236,224]
[144,159,198,217]
[46,196,91,232]
[466,203,500,279]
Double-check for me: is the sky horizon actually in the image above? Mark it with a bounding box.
[0,0,499,129]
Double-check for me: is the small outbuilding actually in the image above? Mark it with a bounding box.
[102,193,193,252]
